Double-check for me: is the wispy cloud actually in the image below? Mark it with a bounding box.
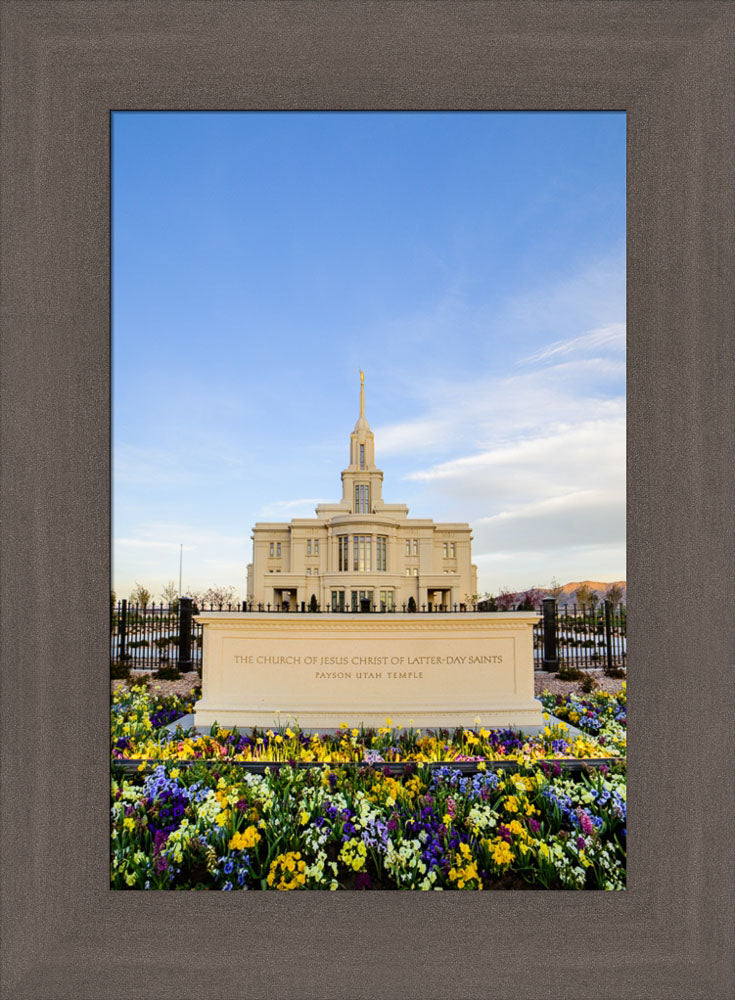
[519,322,625,366]
[471,489,625,554]
[364,260,626,591]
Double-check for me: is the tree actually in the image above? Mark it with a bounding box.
[574,584,597,610]
[495,590,517,611]
[201,585,238,608]
[160,580,179,608]
[407,596,417,612]
[516,587,544,611]
[604,583,624,607]
[129,582,151,607]
[548,577,564,600]
[309,594,318,612]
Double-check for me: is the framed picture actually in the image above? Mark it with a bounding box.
[1,2,732,997]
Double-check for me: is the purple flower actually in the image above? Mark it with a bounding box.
[576,808,594,836]
[355,872,372,890]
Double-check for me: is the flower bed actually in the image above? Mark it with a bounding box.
[111,759,626,890]
[110,686,626,890]
[112,686,626,764]
[539,684,626,755]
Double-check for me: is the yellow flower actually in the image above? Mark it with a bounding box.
[477,761,486,771]
[230,825,261,850]
[299,810,310,826]
[123,817,135,831]
[170,768,180,779]
[137,763,146,772]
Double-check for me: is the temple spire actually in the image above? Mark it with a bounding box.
[353,371,369,433]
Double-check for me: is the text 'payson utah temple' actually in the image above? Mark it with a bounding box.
[246,374,477,612]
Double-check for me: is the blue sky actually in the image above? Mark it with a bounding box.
[113,111,625,600]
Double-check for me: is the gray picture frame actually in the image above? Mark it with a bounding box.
[1,2,733,997]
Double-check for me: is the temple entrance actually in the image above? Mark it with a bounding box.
[274,588,296,611]
[351,589,373,612]
[429,589,452,611]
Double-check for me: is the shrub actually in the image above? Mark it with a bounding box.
[110,661,130,680]
[557,663,583,681]
[407,596,417,613]
[606,666,627,679]
[154,665,182,681]
[580,672,598,694]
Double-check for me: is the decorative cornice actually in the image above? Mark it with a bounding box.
[196,614,536,634]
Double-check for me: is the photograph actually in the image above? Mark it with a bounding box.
[3,2,731,996]
[110,110,628,891]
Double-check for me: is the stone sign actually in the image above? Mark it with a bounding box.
[193,612,544,730]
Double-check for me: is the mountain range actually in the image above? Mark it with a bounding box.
[541,580,627,604]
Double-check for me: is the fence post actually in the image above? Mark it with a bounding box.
[118,599,128,661]
[604,599,613,675]
[178,597,193,672]
[542,598,558,672]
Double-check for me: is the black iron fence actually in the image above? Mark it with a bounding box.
[111,599,202,670]
[111,597,626,673]
[532,598,627,672]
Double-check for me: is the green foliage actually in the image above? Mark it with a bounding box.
[160,580,180,610]
[154,665,182,681]
[129,582,152,607]
[574,585,597,610]
[557,663,583,681]
[579,672,598,694]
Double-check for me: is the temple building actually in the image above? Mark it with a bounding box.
[246,373,477,611]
